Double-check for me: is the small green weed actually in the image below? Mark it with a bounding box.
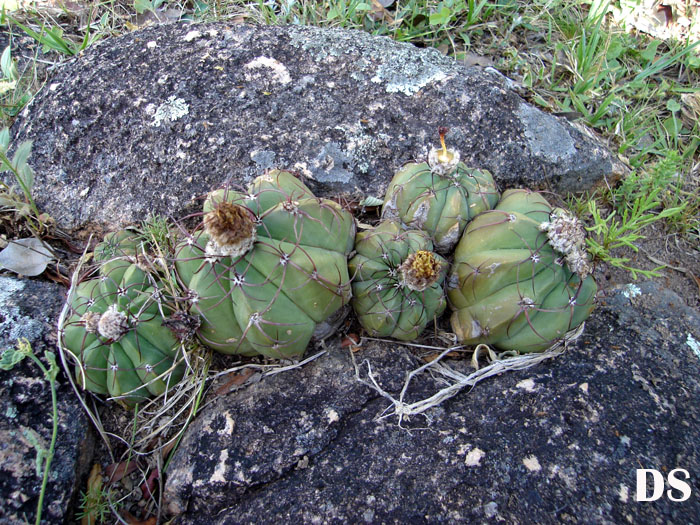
[585,196,685,279]
[6,15,94,56]
[0,128,53,236]
[579,152,690,279]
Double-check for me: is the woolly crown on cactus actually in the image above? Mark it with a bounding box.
[61,231,187,407]
[349,220,447,341]
[447,189,597,353]
[381,128,499,253]
[175,170,356,359]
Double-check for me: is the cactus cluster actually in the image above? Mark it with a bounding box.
[447,189,597,353]
[61,231,187,407]
[349,221,447,341]
[174,170,355,359]
[61,131,599,407]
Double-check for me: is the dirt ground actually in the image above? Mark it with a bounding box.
[591,220,700,309]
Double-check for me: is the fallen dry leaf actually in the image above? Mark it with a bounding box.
[341,334,362,352]
[0,237,54,276]
[457,51,495,68]
[140,469,159,500]
[105,460,139,485]
[81,463,103,525]
[423,351,461,363]
[369,0,394,23]
[160,438,178,462]
[214,368,256,395]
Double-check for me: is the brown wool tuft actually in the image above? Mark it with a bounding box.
[204,202,256,245]
[203,201,257,258]
[399,250,442,291]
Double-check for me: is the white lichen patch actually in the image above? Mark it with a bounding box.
[372,68,447,96]
[210,449,229,483]
[244,56,292,84]
[183,30,202,42]
[293,162,313,179]
[549,464,577,490]
[146,41,157,49]
[516,378,536,392]
[464,448,485,467]
[619,484,629,502]
[523,455,541,472]
[687,333,700,360]
[622,284,642,299]
[152,96,189,127]
[218,411,235,436]
[326,408,340,424]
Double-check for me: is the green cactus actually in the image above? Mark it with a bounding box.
[447,189,597,353]
[175,170,356,359]
[348,220,447,341]
[61,232,188,407]
[381,128,499,253]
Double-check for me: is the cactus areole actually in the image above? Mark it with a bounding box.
[175,170,356,359]
[348,221,447,341]
[447,189,597,353]
[381,129,499,253]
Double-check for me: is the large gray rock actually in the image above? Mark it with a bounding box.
[0,276,91,525]
[164,281,700,523]
[11,23,623,231]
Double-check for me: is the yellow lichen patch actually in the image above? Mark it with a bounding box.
[399,250,441,291]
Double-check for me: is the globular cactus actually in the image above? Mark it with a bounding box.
[175,170,356,359]
[381,128,499,253]
[348,220,447,341]
[447,189,597,353]
[61,231,188,407]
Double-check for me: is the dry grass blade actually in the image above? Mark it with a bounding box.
[352,323,586,426]
[122,345,210,457]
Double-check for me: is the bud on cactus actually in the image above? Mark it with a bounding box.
[175,170,356,359]
[348,220,447,341]
[93,229,142,262]
[381,128,499,253]
[61,232,187,407]
[447,189,597,353]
